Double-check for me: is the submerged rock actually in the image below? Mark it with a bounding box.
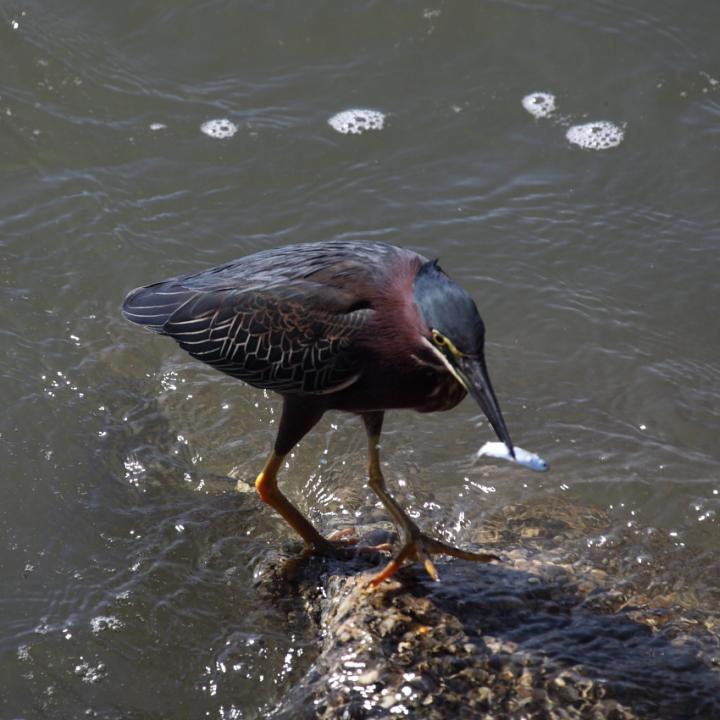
[256,500,720,719]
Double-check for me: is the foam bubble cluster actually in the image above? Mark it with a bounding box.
[521,92,557,119]
[200,118,238,139]
[566,121,624,150]
[328,108,385,135]
[90,615,124,634]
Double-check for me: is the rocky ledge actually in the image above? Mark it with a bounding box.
[256,500,720,719]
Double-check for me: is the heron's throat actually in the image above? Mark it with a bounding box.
[407,337,468,411]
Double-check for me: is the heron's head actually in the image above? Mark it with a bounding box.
[413,259,514,457]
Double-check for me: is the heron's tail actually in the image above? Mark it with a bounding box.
[121,282,194,334]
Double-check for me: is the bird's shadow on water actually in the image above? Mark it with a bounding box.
[259,538,720,720]
[417,561,719,719]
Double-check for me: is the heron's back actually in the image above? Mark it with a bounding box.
[122,240,418,332]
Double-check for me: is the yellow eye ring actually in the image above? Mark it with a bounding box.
[431,329,465,358]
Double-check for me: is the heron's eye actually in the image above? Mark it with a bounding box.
[431,330,447,347]
[431,329,465,358]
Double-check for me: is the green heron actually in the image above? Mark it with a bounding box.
[122,241,515,585]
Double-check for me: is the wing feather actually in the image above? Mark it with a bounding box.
[121,241,422,394]
[159,283,372,394]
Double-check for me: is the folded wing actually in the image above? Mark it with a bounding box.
[122,279,372,395]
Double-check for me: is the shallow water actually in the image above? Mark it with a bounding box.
[1,1,719,717]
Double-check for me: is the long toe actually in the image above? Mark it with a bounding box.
[368,543,417,587]
[368,532,499,587]
[304,531,394,563]
[420,534,499,564]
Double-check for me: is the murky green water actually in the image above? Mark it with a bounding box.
[1,1,719,717]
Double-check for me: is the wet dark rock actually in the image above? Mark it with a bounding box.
[256,499,720,719]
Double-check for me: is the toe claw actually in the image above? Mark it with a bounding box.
[419,551,439,582]
[327,528,358,544]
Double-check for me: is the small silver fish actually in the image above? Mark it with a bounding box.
[477,442,549,472]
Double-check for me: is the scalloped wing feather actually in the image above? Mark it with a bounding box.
[160,283,372,394]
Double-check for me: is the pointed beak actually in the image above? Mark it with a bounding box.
[455,355,515,458]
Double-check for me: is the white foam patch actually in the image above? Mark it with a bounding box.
[200,118,238,139]
[522,92,557,119]
[477,442,549,473]
[328,108,385,135]
[74,659,107,684]
[149,122,167,131]
[566,120,624,150]
[90,615,124,634]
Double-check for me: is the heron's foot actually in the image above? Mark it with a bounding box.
[369,526,499,587]
[279,527,389,564]
[279,536,350,583]
[281,529,393,582]
[327,528,393,553]
[306,529,392,560]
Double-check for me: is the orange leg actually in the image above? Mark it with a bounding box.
[363,412,498,586]
[252,452,334,553]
